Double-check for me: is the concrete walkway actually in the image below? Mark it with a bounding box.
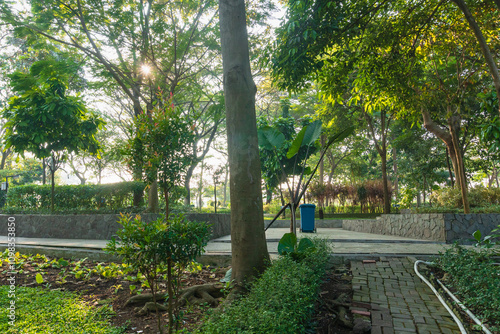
[351,257,460,334]
[0,227,458,260]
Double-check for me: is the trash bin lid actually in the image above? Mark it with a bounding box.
[299,204,316,208]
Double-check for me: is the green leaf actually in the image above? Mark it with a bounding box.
[58,258,69,267]
[36,273,44,284]
[287,127,307,159]
[326,126,355,148]
[472,230,482,242]
[278,232,297,255]
[258,126,286,150]
[297,238,315,253]
[302,120,322,146]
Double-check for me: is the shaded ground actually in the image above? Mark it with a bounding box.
[0,257,226,333]
[314,264,355,334]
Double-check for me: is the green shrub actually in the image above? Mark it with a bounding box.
[5,181,146,212]
[105,213,212,333]
[199,238,330,333]
[436,245,500,332]
[430,185,500,209]
[0,286,124,334]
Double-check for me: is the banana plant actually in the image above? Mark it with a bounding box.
[258,120,354,236]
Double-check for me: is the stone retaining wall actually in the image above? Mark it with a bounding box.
[0,213,231,240]
[342,213,500,243]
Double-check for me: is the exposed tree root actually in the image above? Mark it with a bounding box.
[135,302,168,316]
[125,283,225,315]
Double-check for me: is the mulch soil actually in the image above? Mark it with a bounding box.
[1,257,355,333]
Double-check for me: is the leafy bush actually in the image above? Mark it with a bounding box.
[436,244,500,332]
[5,181,146,212]
[199,238,330,333]
[105,213,211,333]
[430,185,500,209]
[0,286,124,334]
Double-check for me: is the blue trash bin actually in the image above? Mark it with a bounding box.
[299,204,316,233]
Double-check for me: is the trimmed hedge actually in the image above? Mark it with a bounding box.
[198,238,330,333]
[4,181,145,212]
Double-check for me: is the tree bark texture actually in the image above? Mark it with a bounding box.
[448,112,470,213]
[422,110,470,213]
[219,0,270,286]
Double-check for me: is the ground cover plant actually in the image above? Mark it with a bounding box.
[0,285,125,334]
[198,237,331,333]
[0,251,227,333]
[432,227,500,332]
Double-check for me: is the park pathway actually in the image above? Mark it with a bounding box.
[350,257,460,334]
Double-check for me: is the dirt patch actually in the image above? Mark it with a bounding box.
[314,264,355,334]
[0,257,226,333]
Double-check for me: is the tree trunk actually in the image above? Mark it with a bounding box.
[445,147,455,187]
[448,113,470,213]
[451,0,500,115]
[148,179,159,212]
[265,186,272,204]
[223,164,228,206]
[219,0,270,286]
[380,152,391,214]
[0,148,10,169]
[214,181,217,214]
[319,135,325,185]
[42,158,46,185]
[392,146,398,202]
[184,164,195,206]
[364,110,391,214]
[198,161,204,209]
[422,110,469,213]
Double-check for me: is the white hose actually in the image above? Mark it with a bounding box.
[435,278,492,334]
[414,260,467,334]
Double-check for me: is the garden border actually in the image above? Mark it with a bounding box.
[342,213,500,243]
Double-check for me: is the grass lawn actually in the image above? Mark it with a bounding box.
[0,286,124,334]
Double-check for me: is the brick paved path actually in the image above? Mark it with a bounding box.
[350,257,460,334]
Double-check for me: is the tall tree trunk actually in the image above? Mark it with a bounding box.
[214,181,218,213]
[148,179,159,212]
[184,164,195,206]
[448,112,470,213]
[451,0,500,115]
[223,164,228,206]
[422,110,469,213]
[0,148,10,169]
[42,158,46,185]
[219,0,270,287]
[198,161,204,209]
[392,146,399,202]
[445,147,455,187]
[380,152,391,214]
[365,109,391,214]
[132,84,145,207]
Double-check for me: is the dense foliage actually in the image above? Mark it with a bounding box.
[430,186,500,209]
[436,244,500,332]
[3,181,145,213]
[199,238,330,333]
[308,179,390,213]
